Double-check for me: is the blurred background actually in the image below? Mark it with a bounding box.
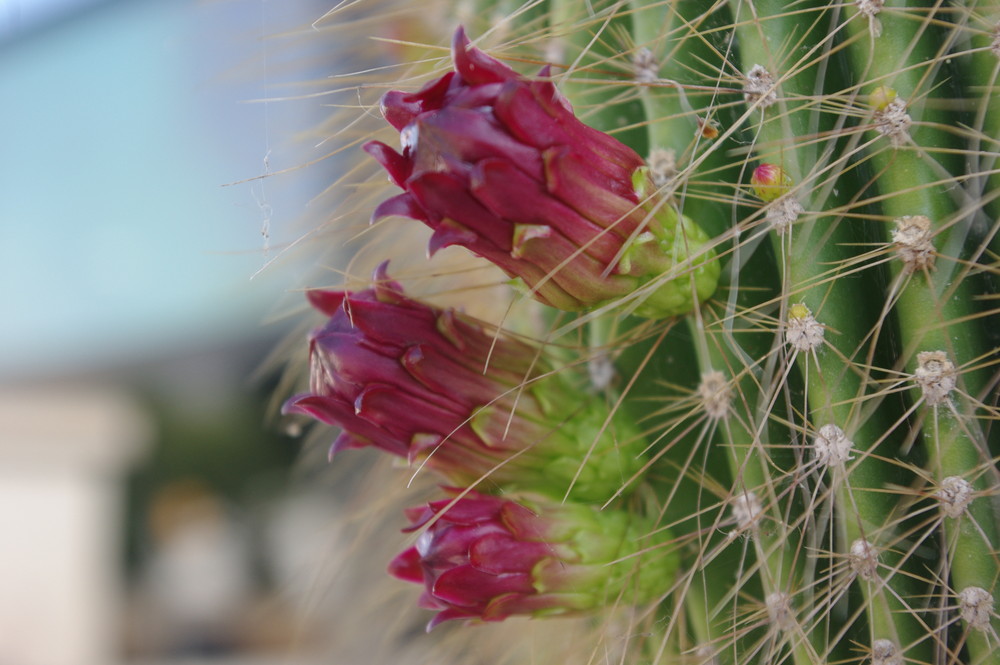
[0,0,359,662]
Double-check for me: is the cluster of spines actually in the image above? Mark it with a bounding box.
[302,1,1000,662]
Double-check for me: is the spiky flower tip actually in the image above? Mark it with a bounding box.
[751,163,793,203]
[869,85,897,111]
[363,27,718,319]
[282,263,646,502]
[389,488,677,630]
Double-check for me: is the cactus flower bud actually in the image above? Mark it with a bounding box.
[751,163,793,202]
[282,263,645,501]
[389,488,677,629]
[869,85,897,111]
[363,27,718,318]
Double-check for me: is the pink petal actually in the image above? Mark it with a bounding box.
[338,296,437,348]
[470,533,550,574]
[380,72,456,130]
[353,384,467,433]
[503,216,636,302]
[388,547,424,583]
[371,192,429,225]
[329,431,371,458]
[408,171,513,251]
[543,146,645,237]
[428,219,479,256]
[470,157,624,263]
[362,140,412,187]
[370,261,407,304]
[499,501,549,541]
[282,394,410,459]
[411,107,542,180]
[401,344,501,402]
[305,289,347,317]
[432,565,534,606]
[493,80,643,171]
[452,26,517,85]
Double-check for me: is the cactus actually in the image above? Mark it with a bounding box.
[287,2,1000,663]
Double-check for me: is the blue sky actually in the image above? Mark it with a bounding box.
[1,0,334,377]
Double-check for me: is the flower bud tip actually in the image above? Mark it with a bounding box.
[751,163,792,202]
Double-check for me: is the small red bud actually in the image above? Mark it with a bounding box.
[751,163,793,202]
[697,116,720,140]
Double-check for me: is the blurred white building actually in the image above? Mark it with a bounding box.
[0,386,148,665]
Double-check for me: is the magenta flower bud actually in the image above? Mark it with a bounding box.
[282,263,645,501]
[363,27,718,319]
[389,488,677,629]
[750,163,793,202]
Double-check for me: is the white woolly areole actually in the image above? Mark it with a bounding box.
[694,644,718,665]
[992,23,1000,58]
[871,639,902,665]
[544,39,565,67]
[856,0,884,37]
[958,586,995,631]
[766,196,804,234]
[743,65,777,110]
[892,215,935,272]
[765,592,795,630]
[874,96,911,147]
[936,476,974,519]
[648,147,678,189]
[914,350,957,405]
[856,0,884,17]
[588,351,616,392]
[698,371,732,420]
[785,309,825,353]
[731,491,763,531]
[632,47,659,84]
[849,538,879,581]
[813,424,854,467]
